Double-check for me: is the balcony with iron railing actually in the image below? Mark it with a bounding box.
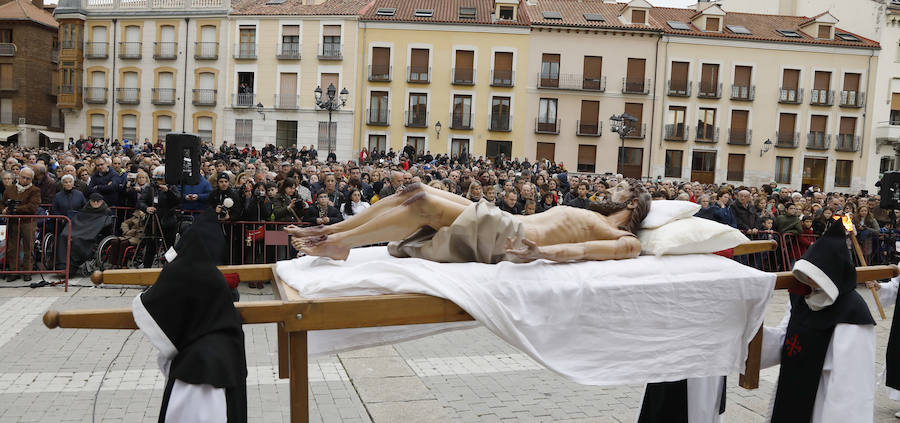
[810,89,834,106]
[538,72,559,88]
[664,124,689,141]
[835,134,861,152]
[81,0,227,11]
[534,118,559,134]
[277,42,301,59]
[775,131,800,148]
[192,89,216,106]
[728,128,752,145]
[731,85,755,101]
[318,43,342,60]
[61,40,78,50]
[153,42,177,60]
[83,87,108,104]
[0,43,15,57]
[536,73,606,91]
[60,85,76,95]
[85,42,108,59]
[623,123,647,139]
[806,132,831,150]
[666,80,691,97]
[234,43,256,59]
[366,108,390,126]
[451,112,474,130]
[232,92,255,108]
[576,120,601,137]
[779,87,803,104]
[452,68,475,85]
[116,87,140,104]
[697,82,722,99]
[274,94,299,109]
[368,65,391,82]
[118,42,141,59]
[695,126,719,143]
[491,70,514,87]
[407,66,430,83]
[194,42,218,59]
[839,90,864,108]
[152,88,175,105]
[622,78,650,95]
[405,110,428,128]
[489,114,512,132]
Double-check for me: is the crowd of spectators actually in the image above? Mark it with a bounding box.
[0,135,895,279]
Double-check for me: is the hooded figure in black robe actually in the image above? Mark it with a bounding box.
[132,227,247,422]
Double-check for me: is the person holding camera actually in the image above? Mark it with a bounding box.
[272,178,304,223]
[137,167,181,268]
[2,167,40,282]
[240,182,272,222]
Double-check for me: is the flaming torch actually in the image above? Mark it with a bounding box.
[841,214,886,319]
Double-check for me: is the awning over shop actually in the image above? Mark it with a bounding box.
[39,130,66,143]
[0,130,18,140]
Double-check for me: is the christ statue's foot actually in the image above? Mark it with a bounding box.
[299,235,350,261]
[285,224,329,238]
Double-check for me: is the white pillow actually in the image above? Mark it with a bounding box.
[640,200,701,229]
[638,217,749,256]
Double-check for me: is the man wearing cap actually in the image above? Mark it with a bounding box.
[761,220,876,422]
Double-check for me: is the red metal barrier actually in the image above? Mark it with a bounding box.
[0,214,72,291]
[779,232,819,271]
[223,221,305,265]
[736,230,784,272]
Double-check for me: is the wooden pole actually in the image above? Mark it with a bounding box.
[289,331,309,423]
[849,232,887,319]
[738,325,763,389]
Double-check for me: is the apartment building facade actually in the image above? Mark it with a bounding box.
[647,4,878,193]
[54,0,229,145]
[0,0,61,147]
[524,0,661,176]
[355,0,531,160]
[225,0,366,161]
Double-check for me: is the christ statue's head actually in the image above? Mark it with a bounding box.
[589,178,651,234]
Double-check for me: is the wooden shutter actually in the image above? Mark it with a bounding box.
[625,102,643,125]
[536,142,555,163]
[665,150,683,178]
[814,71,830,90]
[580,101,599,124]
[282,25,299,36]
[727,154,745,181]
[280,73,296,96]
[734,66,751,86]
[323,25,341,36]
[577,145,596,165]
[730,110,748,130]
[494,52,513,72]
[783,69,800,89]
[671,61,688,84]
[584,56,602,80]
[456,50,473,69]
[705,17,719,31]
[818,25,830,39]
[632,9,645,24]
[411,48,428,67]
[843,73,860,92]
[893,93,900,111]
[839,117,856,135]
[372,47,390,67]
[701,64,718,88]
[779,113,796,133]
[627,58,646,82]
[320,73,338,90]
[810,115,827,132]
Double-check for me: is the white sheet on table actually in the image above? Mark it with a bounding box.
[276,247,776,386]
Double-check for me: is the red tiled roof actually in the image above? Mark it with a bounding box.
[230,0,371,16]
[0,0,57,29]
[359,0,528,27]
[650,7,879,49]
[799,11,830,27]
[525,0,663,31]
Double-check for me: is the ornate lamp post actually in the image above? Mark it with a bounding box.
[314,83,349,155]
[609,113,638,176]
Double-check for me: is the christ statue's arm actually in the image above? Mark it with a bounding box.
[507,237,641,263]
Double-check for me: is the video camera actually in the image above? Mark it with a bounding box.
[217,197,234,220]
[5,198,22,214]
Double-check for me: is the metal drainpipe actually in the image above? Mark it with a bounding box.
[646,32,662,180]
[110,19,117,141]
[182,17,189,132]
[357,21,368,157]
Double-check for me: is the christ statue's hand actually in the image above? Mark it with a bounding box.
[506,238,545,261]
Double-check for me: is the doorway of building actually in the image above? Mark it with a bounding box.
[691,151,716,184]
[802,157,827,192]
[276,120,297,149]
[617,147,643,179]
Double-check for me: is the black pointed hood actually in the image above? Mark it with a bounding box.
[791,218,855,310]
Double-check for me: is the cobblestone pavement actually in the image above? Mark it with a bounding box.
[0,278,897,422]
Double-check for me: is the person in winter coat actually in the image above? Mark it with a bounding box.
[182,178,212,211]
[51,174,86,217]
[88,157,123,206]
[104,210,145,267]
[302,190,343,225]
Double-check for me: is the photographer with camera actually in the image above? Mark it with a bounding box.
[1,167,40,282]
[207,172,242,265]
[137,166,180,268]
[272,178,304,223]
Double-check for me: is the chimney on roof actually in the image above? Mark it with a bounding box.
[695,0,717,11]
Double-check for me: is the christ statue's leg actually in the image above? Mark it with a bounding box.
[297,190,467,260]
[286,181,470,238]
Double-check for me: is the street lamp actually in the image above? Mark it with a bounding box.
[760,138,773,157]
[435,121,442,139]
[256,102,265,120]
[609,113,638,176]
[314,83,350,156]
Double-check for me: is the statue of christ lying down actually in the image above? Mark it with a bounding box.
[285,178,652,264]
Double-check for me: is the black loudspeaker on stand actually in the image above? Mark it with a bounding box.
[164,133,201,186]
[879,171,900,210]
